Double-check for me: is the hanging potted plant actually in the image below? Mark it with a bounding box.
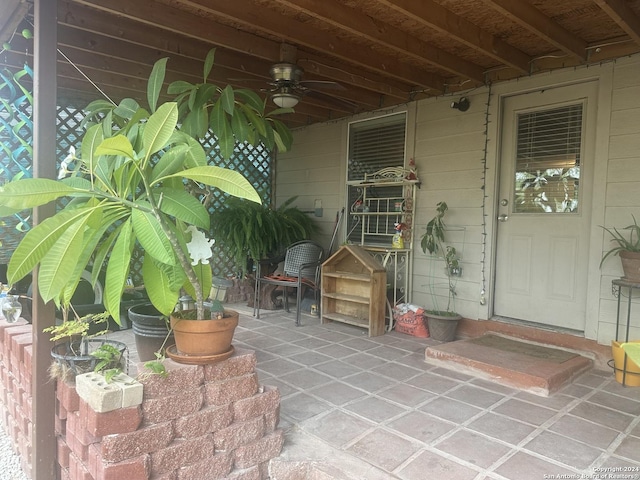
[599,215,640,282]
[420,201,462,342]
[0,50,293,364]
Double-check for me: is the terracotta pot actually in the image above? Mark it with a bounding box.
[620,250,640,283]
[170,309,239,356]
[426,312,461,342]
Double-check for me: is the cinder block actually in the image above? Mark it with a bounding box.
[111,373,143,408]
[76,372,122,413]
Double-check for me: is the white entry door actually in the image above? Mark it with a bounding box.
[494,82,597,331]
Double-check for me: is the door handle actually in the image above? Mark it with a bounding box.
[498,214,508,222]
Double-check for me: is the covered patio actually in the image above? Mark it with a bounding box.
[2,0,640,478]
[97,306,640,480]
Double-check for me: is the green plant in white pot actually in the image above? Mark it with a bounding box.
[0,51,293,360]
[420,201,462,341]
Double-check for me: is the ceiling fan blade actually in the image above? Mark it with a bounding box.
[299,80,345,90]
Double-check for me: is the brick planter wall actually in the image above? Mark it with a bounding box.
[57,349,283,480]
[0,318,33,478]
[0,320,284,480]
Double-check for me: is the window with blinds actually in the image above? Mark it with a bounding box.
[514,103,583,213]
[346,113,407,243]
[348,113,407,181]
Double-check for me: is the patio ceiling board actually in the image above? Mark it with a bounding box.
[3,0,640,126]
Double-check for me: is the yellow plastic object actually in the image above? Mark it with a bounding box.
[611,340,640,387]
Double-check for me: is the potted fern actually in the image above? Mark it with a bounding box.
[600,215,640,282]
[211,196,319,276]
[0,50,293,363]
[420,202,462,341]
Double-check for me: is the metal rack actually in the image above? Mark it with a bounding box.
[346,167,419,312]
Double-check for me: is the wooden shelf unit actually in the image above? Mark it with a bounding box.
[321,245,386,337]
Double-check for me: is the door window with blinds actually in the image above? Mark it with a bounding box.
[513,103,583,214]
[346,113,407,244]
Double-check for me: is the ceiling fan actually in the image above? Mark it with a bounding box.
[265,62,345,108]
[232,44,352,110]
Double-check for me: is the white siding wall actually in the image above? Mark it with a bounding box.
[277,54,640,344]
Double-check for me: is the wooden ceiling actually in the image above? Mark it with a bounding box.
[3,0,640,127]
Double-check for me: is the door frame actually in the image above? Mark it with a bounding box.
[483,66,614,341]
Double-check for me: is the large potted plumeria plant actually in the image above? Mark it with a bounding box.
[0,50,293,364]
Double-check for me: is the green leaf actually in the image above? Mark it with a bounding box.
[174,166,261,203]
[0,179,84,210]
[148,57,168,112]
[142,102,178,158]
[220,85,235,115]
[95,135,135,159]
[272,119,294,152]
[103,219,135,324]
[150,144,188,185]
[114,98,140,120]
[230,107,249,142]
[142,255,180,315]
[155,188,210,229]
[131,208,175,264]
[81,124,104,173]
[167,80,193,95]
[210,101,235,159]
[203,48,216,81]
[235,89,265,113]
[240,103,267,137]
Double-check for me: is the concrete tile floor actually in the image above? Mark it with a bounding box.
[111,304,640,480]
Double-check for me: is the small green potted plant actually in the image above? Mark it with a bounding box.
[46,309,127,382]
[0,50,293,363]
[420,201,462,341]
[600,215,640,282]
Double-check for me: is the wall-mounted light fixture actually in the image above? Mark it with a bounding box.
[451,97,470,112]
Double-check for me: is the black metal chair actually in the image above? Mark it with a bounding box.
[253,240,324,326]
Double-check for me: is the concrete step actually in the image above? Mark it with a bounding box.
[425,333,593,396]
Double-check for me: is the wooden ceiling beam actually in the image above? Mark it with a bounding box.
[64,0,412,101]
[165,0,447,92]
[594,0,640,46]
[372,0,531,74]
[271,0,485,83]
[68,0,282,60]
[480,0,587,61]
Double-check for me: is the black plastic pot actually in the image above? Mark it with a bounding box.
[128,303,172,361]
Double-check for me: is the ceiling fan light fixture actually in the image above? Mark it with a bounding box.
[272,92,300,108]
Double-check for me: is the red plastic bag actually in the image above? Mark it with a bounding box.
[393,304,429,338]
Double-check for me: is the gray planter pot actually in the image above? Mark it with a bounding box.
[128,303,172,361]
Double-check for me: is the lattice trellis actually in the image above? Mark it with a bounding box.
[0,66,34,263]
[0,79,273,281]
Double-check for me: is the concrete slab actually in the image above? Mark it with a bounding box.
[425,334,593,396]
